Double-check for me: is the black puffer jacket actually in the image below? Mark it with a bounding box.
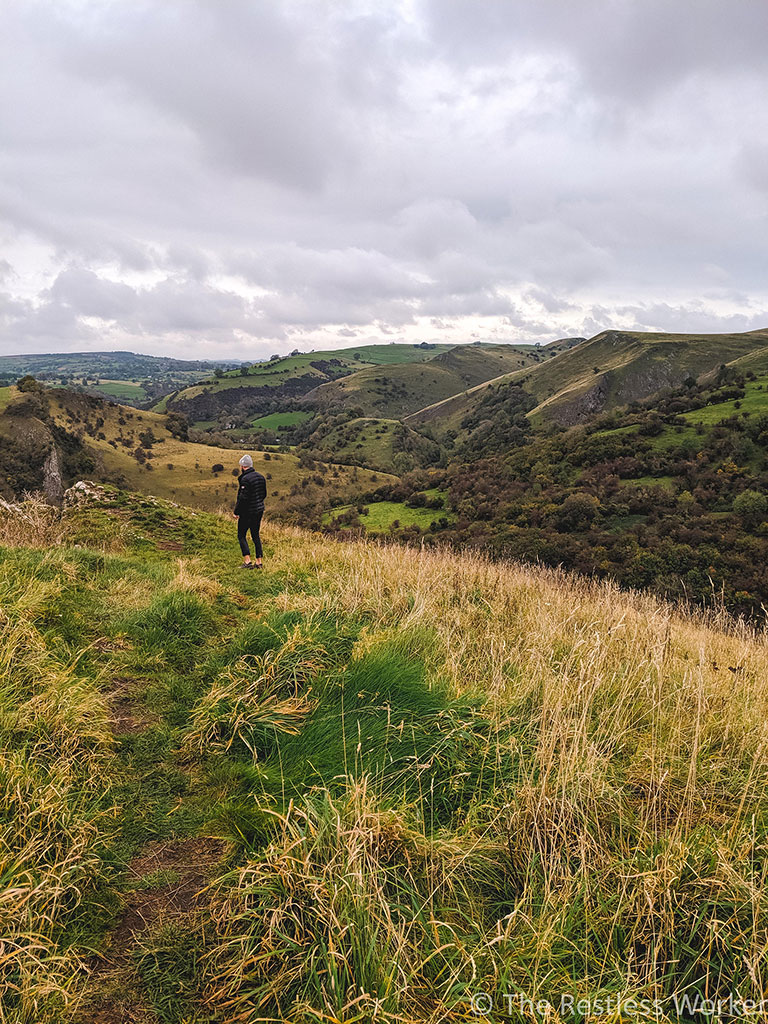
[234,467,267,516]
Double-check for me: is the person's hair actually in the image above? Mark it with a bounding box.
[239,454,253,468]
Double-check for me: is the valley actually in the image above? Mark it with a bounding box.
[5,327,768,615]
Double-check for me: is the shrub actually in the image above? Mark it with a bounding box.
[734,489,768,518]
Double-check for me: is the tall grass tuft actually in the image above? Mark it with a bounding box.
[0,566,116,1021]
[203,782,503,1023]
[0,494,65,548]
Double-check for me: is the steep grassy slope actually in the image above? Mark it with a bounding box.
[2,489,768,1021]
[720,341,768,376]
[408,328,768,433]
[305,343,547,418]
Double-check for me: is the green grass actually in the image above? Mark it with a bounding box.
[621,474,677,490]
[152,392,172,412]
[250,410,313,430]
[311,417,402,469]
[89,379,149,400]
[681,376,768,425]
[4,489,768,1021]
[591,421,702,452]
[606,513,647,532]
[324,498,454,532]
[0,385,14,411]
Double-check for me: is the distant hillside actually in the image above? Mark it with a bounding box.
[303,343,551,419]
[0,384,391,518]
[164,343,454,424]
[0,350,240,407]
[407,328,768,433]
[304,415,442,473]
[0,349,237,378]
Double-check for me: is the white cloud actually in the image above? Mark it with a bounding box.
[0,0,766,357]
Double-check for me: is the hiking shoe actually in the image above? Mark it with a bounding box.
[240,562,254,569]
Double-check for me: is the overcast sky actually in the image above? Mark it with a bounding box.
[1,0,767,359]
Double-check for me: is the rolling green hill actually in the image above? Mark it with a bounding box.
[304,416,441,472]
[304,343,550,418]
[407,328,768,434]
[164,343,454,423]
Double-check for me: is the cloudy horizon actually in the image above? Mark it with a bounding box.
[1,0,767,360]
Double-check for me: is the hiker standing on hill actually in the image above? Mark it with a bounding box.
[234,454,267,569]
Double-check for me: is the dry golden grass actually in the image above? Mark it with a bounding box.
[0,495,67,548]
[265,523,768,724]
[43,392,393,514]
[209,523,768,1014]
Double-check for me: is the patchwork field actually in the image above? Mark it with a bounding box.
[250,410,313,430]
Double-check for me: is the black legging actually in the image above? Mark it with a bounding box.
[237,512,263,558]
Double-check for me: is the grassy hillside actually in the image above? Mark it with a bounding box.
[305,343,548,418]
[408,328,768,433]
[303,416,441,472]
[411,358,768,616]
[2,488,768,1021]
[165,343,455,422]
[719,342,768,377]
[323,487,454,532]
[0,386,392,515]
[50,393,391,515]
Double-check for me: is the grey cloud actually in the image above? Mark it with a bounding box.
[48,268,139,320]
[423,0,768,102]
[0,0,766,357]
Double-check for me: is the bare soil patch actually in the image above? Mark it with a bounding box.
[107,677,157,736]
[78,837,225,1023]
